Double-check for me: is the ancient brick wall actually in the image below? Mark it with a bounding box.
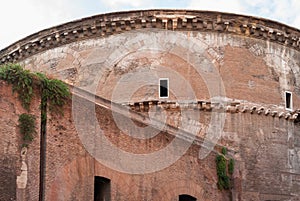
[14,29,300,111]
[1,80,300,200]
[44,96,229,201]
[0,81,41,201]
[20,94,300,201]
[224,113,300,200]
[1,10,300,201]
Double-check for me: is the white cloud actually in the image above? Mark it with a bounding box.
[0,0,156,49]
[0,0,86,49]
[0,0,299,50]
[187,0,300,29]
[249,0,300,28]
[293,14,300,29]
[278,0,300,28]
[188,0,244,14]
[99,0,153,11]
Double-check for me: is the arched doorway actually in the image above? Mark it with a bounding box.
[94,176,111,201]
[179,194,197,201]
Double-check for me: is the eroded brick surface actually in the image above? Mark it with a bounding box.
[1,10,300,201]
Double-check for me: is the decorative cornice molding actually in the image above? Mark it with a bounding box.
[1,9,300,64]
[127,100,300,122]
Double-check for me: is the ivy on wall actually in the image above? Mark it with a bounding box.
[216,147,235,190]
[0,64,34,110]
[35,72,70,113]
[18,113,36,147]
[0,63,70,146]
[228,158,235,175]
[216,154,230,190]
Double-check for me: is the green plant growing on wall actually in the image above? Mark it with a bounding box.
[34,72,70,113]
[0,62,70,128]
[0,63,34,110]
[221,147,227,155]
[1,63,70,200]
[216,147,235,190]
[228,158,235,175]
[216,154,230,190]
[18,113,36,144]
[33,72,70,156]
[0,64,70,113]
[0,64,70,149]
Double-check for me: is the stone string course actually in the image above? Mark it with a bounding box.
[127,100,300,122]
[1,10,300,64]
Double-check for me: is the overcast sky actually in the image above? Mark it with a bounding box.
[0,0,299,49]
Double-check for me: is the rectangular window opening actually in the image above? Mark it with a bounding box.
[285,91,292,110]
[159,78,169,98]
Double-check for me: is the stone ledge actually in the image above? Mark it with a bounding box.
[1,9,300,64]
[126,100,300,122]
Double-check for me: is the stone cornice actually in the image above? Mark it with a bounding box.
[1,9,300,64]
[127,100,300,122]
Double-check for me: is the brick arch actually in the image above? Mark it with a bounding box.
[48,156,94,200]
[153,180,208,201]
[94,159,144,201]
[48,155,137,201]
[96,49,212,101]
[94,162,136,199]
[21,46,83,85]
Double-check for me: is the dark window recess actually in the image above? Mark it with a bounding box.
[94,176,111,201]
[179,194,197,201]
[160,79,168,98]
[285,92,292,109]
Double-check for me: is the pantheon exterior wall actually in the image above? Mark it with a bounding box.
[1,10,300,201]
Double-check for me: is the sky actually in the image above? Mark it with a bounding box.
[0,0,300,49]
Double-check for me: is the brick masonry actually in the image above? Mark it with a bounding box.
[0,82,41,201]
[1,10,300,201]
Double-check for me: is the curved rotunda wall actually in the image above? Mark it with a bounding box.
[1,10,300,201]
[20,29,300,107]
[0,10,299,109]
